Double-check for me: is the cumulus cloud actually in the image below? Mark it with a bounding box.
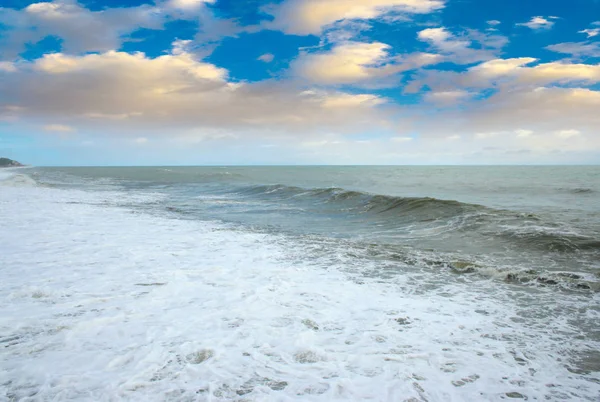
[293,41,391,84]
[400,59,590,98]
[193,4,244,49]
[292,41,441,85]
[469,58,538,78]
[423,90,471,104]
[318,92,385,108]
[464,58,600,88]
[0,45,392,136]
[264,0,445,35]
[2,1,599,163]
[167,0,215,10]
[258,53,275,63]
[398,49,600,156]
[516,16,557,30]
[0,1,163,57]
[418,87,600,140]
[417,27,507,64]
[547,42,600,58]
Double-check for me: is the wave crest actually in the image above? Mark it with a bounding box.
[0,173,38,187]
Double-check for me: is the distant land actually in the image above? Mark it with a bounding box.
[0,158,24,167]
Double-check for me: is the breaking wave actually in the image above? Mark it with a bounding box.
[231,184,600,255]
[0,172,38,187]
[497,228,600,253]
[235,184,486,218]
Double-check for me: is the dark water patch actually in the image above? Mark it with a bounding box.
[497,229,600,253]
[566,349,600,375]
[504,271,599,292]
[135,283,167,287]
[233,184,490,219]
[559,187,595,195]
[447,260,482,274]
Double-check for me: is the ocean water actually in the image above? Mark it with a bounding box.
[1,166,599,401]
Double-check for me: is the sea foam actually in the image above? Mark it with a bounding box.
[1,180,599,401]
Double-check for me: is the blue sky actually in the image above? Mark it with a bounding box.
[1,0,599,165]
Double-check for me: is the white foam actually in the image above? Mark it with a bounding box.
[1,184,599,401]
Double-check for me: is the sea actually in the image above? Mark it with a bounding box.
[1,166,599,401]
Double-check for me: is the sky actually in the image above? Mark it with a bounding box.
[0,0,599,165]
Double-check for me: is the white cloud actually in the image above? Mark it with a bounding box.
[579,28,600,38]
[44,124,75,132]
[292,41,440,85]
[193,4,244,48]
[396,55,600,159]
[547,42,600,58]
[417,27,507,64]
[258,53,275,63]
[517,16,556,30]
[468,58,600,86]
[515,129,533,138]
[0,105,24,122]
[418,27,452,43]
[293,42,392,84]
[419,87,600,144]
[0,1,163,56]
[391,136,413,142]
[556,129,581,139]
[475,132,499,139]
[265,0,445,35]
[469,58,537,78]
[0,62,17,72]
[319,93,385,108]
[516,62,600,84]
[424,90,471,104]
[487,20,501,26]
[0,45,391,137]
[34,51,228,81]
[167,0,215,10]
[84,112,143,120]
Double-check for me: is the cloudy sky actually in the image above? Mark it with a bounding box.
[0,0,599,165]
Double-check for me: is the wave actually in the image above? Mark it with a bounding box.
[235,184,486,220]
[0,172,38,187]
[232,183,600,256]
[497,228,600,253]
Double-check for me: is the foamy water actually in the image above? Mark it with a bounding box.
[1,169,599,401]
